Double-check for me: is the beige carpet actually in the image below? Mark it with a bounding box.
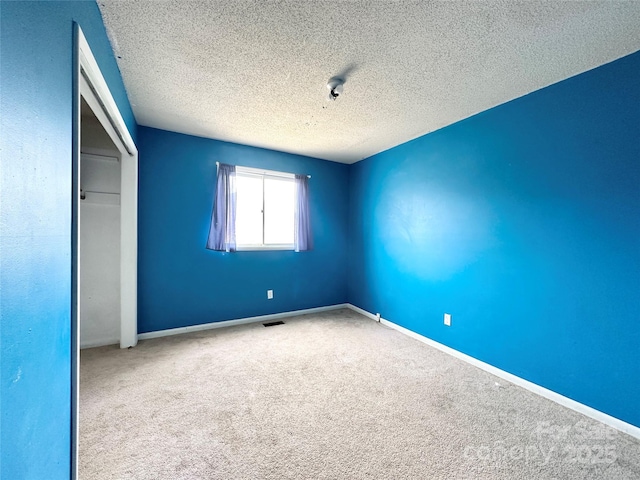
[80,309,640,479]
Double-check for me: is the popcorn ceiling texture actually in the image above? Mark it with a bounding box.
[98,1,640,163]
[79,310,640,479]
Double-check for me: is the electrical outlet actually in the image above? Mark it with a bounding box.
[444,313,451,326]
[267,290,273,300]
[376,313,381,322]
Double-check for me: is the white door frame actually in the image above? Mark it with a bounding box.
[77,29,138,350]
[72,23,138,478]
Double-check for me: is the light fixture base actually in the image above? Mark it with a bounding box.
[326,77,344,101]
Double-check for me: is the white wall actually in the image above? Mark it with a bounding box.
[80,151,121,348]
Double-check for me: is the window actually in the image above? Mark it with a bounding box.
[235,166,295,249]
[206,163,312,253]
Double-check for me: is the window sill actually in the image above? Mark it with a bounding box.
[236,245,295,251]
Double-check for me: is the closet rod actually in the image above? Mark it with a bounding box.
[80,189,120,200]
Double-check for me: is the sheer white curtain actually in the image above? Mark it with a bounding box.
[294,174,312,252]
[206,163,237,252]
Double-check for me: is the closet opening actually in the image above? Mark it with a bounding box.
[79,98,122,348]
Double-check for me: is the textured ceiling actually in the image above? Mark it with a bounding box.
[98,1,640,163]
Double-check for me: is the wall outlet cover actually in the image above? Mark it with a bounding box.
[267,290,273,299]
[444,313,451,326]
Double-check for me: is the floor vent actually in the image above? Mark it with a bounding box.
[263,321,285,327]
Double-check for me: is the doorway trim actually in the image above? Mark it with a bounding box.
[76,25,138,349]
[76,24,138,348]
[72,23,138,478]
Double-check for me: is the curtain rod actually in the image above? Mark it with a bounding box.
[216,161,310,178]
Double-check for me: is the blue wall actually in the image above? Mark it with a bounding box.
[137,127,349,333]
[348,51,640,428]
[0,1,136,478]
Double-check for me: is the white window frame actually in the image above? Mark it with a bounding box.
[235,165,295,251]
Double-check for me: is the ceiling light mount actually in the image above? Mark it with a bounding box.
[327,77,344,101]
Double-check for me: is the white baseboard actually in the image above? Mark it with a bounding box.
[138,303,349,341]
[346,304,640,440]
[348,304,381,322]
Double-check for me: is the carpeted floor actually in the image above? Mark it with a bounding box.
[80,309,640,479]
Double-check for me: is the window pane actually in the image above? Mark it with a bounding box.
[264,177,294,245]
[236,174,263,245]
